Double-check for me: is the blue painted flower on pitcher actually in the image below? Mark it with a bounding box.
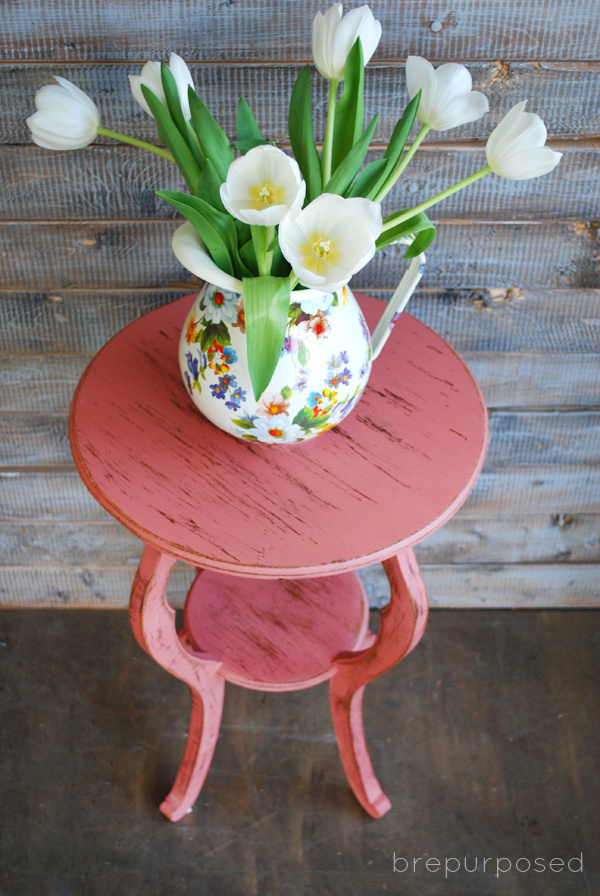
[179,281,372,443]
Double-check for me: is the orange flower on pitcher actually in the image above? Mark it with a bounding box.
[184,315,199,345]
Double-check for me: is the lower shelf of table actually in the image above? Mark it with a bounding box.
[183,568,373,692]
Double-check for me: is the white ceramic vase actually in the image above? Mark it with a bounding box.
[173,222,426,444]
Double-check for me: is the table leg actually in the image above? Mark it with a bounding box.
[129,546,225,822]
[329,547,428,818]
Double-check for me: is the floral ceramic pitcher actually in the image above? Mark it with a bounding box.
[175,223,425,444]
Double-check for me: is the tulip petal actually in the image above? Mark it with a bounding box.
[406,55,488,131]
[406,56,434,102]
[26,77,100,150]
[172,223,244,293]
[429,90,489,130]
[492,146,563,180]
[279,193,381,292]
[486,101,561,180]
[312,3,381,80]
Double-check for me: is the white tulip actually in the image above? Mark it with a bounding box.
[279,193,382,293]
[219,145,306,227]
[312,4,382,81]
[26,76,100,150]
[406,56,489,131]
[486,101,562,180]
[129,53,195,120]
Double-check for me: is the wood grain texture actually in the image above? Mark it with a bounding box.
[0,563,598,608]
[129,547,226,822]
[1,288,598,354]
[329,549,428,817]
[68,294,488,576]
[5,62,600,146]
[2,513,597,568]
[184,568,370,691]
[2,350,599,412]
[2,0,598,612]
[1,220,597,289]
[4,466,597,522]
[2,2,599,62]
[4,407,596,467]
[3,145,598,222]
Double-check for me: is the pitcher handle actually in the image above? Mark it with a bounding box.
[370,236,426,361]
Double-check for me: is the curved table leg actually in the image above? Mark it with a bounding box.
[329,547,428,818]
[129,545,225,822]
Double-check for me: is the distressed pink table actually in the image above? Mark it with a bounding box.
[69,292,488,821]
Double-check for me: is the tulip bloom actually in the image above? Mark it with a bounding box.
[129,53,195,120]
[486,101,562,180]
[279,193,382,293]
[26,76,100,150]
[406,56,489,131]
[312,3,382,81]
[220,145,306,227]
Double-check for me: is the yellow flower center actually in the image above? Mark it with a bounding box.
[300,231,342,277]
[251,180,284,209]
[312,238,332,258]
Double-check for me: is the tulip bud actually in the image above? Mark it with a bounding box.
[312,4,382,81]
[129,53,195,120]
[26,76,100,150]
[406,56,489,131]
[486,101,562,180]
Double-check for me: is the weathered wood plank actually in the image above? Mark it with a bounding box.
[1,288,598,354]
[0,408,598,470]
[1,514,597,568]
[2,350,599,413]
[3,144,597,222]
[2,1,599,62]
[4,63,600,146]
[0,353,89,412]
[363,563,600,608]
[1,221,597,290]
[3,467,598,522]
[0,563,597,609]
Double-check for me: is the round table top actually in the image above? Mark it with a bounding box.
[69,293,488,578]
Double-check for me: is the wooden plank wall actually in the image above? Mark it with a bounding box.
[0,0,598,608]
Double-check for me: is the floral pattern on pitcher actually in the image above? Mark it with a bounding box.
[179,281,372,443]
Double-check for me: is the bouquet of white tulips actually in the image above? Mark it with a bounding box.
[26,3,561,400]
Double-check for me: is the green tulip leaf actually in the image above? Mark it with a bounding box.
[141,85,203,193]
[376,211,436,257]
[324,113,378,196]
[196,157,227,212]
[236,97,267,154]
[348,158,389,198]
[288,66,322,203]
[243,275,291,400]
[188,90,234,182]
[157,190,238,275]
[331,38,364,173]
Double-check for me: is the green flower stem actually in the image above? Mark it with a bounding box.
[186,121,204,159]
[374,123,430,202]
[96,126,174,161]
[289,273,300,291]
[251,224,275,276]
[381,164,492,233]
[321,77,340,185]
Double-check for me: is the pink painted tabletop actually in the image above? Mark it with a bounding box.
[69,293,488,578]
